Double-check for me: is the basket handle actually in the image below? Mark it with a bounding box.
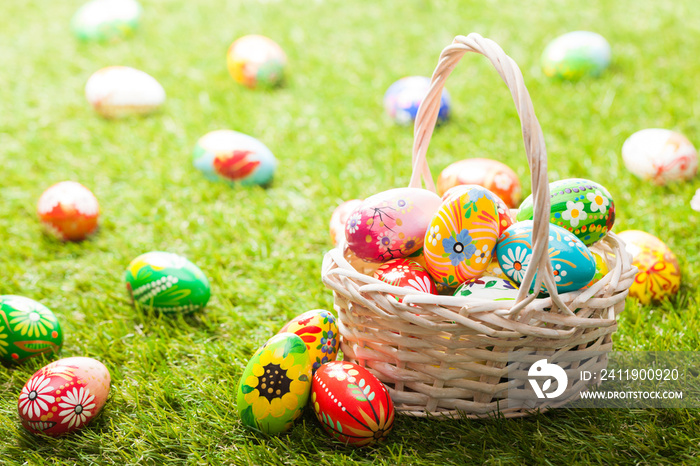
[409,33,571,315]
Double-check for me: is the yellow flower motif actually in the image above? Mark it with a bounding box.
[244,346,309,420]
[9,307,56,338]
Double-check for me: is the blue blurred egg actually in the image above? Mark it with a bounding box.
[383,76,450,125]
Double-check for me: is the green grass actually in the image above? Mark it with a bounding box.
[1,0,700,464]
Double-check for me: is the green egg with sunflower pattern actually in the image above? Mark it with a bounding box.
[237,333,312,435]
[0,296,63,364]
[125,251,210,314]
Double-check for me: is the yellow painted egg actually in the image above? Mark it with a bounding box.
[618,230,681,304]
[581,252,610,290]
[278,310,339,373]
[423,186,500,289]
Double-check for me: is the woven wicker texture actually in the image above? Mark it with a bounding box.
[321,33,637,418]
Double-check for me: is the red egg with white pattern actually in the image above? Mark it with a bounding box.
[373,258,437,302]
[37,181,100,241]
[437,158,522,208]
[18,357,111,436]
[311,361,394,447]
[329,199,363,246]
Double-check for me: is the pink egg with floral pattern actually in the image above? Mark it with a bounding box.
[373,258,437,302]
[345,188,441,263]
[18,357,111,436]
[330,199,363,246]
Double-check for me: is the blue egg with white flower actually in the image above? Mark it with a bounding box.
[384,76,451,125]
[496,220,596,294]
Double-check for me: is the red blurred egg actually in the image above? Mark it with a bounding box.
[37,181,99,241]
[311,361,394,447]
[329,199,363,246]
[442,184,513,236]
[373,258,437,301]
[18,357,111,436]
[437,158,522,208]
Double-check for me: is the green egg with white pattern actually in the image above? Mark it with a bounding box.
[237,333,312,435]
[125,251,210,315]
[516,178,615,246]
[0,296,63,364]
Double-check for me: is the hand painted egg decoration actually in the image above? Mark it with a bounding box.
[237,333,312,435]
[227,35,287,89]
[330,199,363,246]
[345,187,441,263]
[19,357,111,436]
[193,129,277,187]
[125,251,210,314]
[278,310,339,374]
[541,31,611,80]
[621,129,698,185]
[38,181,99,241]
[71,0,141,42]
[437,158,522,208]
[442,184,513,236]
[617,230,681,304]
[311,361,394,447]
[85,66,165,118]
[581,251,610,290]
[423,185,500,289]
[0,296,63,364]
[454,276,519,301]
[497,220,596,293]
[373,258,437,302]
[517,178,615,246]
[384,76,451,125]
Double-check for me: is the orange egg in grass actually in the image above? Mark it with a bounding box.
[37,181,99,241]
[437,158,522,208]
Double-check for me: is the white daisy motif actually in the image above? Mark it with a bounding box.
[428,225,441,247]
[586,190,609,213]
[19,374,56,418]
[500,246,532,282]
[407,275,433,294]
[561,201,588,228]
[474,244,490,264]
[493,173,513,191]
[553,263,568,283]
[346,212,362,235]
[58,386,96,429]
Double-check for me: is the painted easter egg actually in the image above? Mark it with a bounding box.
[278,310,339,374]
[85,66,165,118]
[621,129,698,185]
[542,31,611,80]
[373,258,437,301]
[193,129,277,187]
[497,220,596,293]
[617,230,681,304]
[227,35,287,89]
[383,76,451,125]
[482,256,509,280]
[0,296,62,364]
[345,187,441,263]
[311,361,394,447]
[71,0,141,42]
[517,178,615,246]
[442,184,513,236]
[19,357,111,436]
[437,159,522,208]
[423,185,500,289]
[37,181,99,241]
[124,251,210,314]
[454,276,519,301]
[330,199,363,246]
[581,251,610,290]
[237,333,312,435]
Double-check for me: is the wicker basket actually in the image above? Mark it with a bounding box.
[321,33,637,418]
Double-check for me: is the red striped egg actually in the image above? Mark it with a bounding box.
[311,361,394,447]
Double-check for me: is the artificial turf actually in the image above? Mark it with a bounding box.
[1,0,699,464]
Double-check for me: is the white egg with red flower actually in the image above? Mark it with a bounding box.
[345,187,441,263]
[622,128,698,185]
[18,357,111,436]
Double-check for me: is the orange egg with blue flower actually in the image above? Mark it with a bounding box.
[278,309,339,373]
[236,333,312,435]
